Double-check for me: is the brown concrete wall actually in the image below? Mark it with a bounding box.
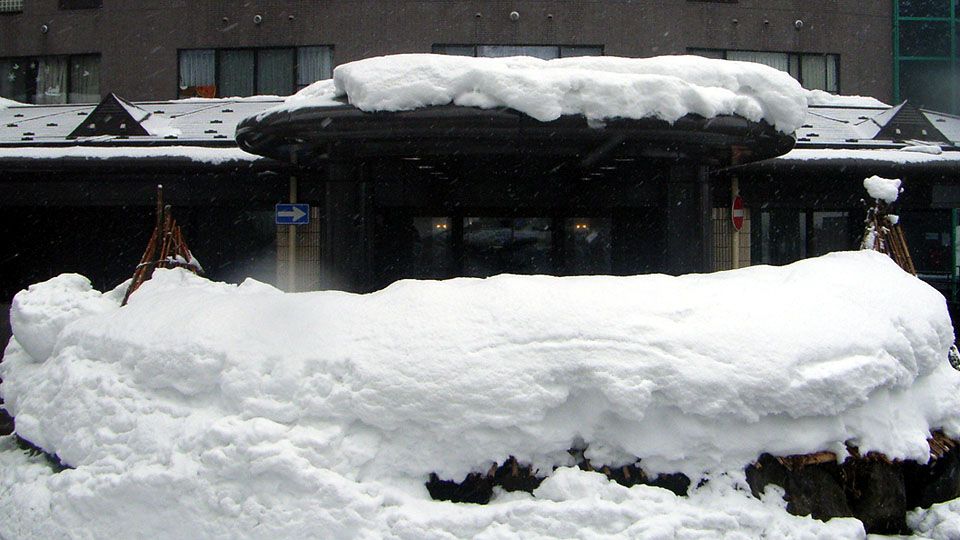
[0,0,893,102]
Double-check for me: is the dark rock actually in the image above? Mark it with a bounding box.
[904,445,960,510]
[745,454,853,522]
[648,472,691,496]
[843,459,907,534]
[425,472,493,504]
[0,406,12,437]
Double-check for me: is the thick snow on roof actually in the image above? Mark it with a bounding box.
[286,54,808,133]
[775,148,960,163]
[1,251,957,538]
[0,98,283,145]
[0,146,262,164]
[806,90,889,109]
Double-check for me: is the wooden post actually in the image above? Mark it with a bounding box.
[288,176,298,292]
[731,176,741,269]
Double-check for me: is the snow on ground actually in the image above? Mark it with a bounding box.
[1,251,958,538]
[278,53,809,133]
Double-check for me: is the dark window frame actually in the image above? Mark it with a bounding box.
[0,53,101,104]
[688,48,841,93]
[177,45,333,99]
[0,0,22,14]
[431,44,605,58]
[59,0,102,9]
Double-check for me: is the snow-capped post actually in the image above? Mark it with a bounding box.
[731,176,742,269]
[860,175,916,275]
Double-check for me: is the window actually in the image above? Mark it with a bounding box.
[0,54,100,103]
[894,0,959,113]
[689,49,839,93]
[751,209,855,266]
[433,44,603,59]
[178,46,333,98]
[0,0,22,13]
[59,0,101,8]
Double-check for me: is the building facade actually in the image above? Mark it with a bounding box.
[0,1,893,102]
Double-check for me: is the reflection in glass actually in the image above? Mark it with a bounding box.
[463,217,553,276]
[811,212,850,256]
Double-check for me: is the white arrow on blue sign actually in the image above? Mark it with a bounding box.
[275,203,310,225]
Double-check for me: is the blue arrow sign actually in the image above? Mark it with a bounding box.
[275,203,310,225]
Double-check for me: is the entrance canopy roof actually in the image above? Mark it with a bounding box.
[237,54,805,170]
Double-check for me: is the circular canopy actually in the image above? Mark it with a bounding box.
[236,102,796,171]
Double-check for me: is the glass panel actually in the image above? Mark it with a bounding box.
[375,216,454,284]
[178,49,215,98]
[563,218,611,274]
[825,55,839,93]
[296,46,333,89]
[687,48,725,59]
[800,55,827,91]
[432,45,477,56]
[727,50,790,72]
[899,60,953,110]
[0,58,30,102]
[559,46,603,58]
[902,210,952,273]
[899,0,950,17]
[35,56,68,104]
[219,49,255,97]
[68,54,99,103]
[463,217,553,276]
[257,48,294,96]
[0,0,23,13]
[758,210,805,265]
[899,20,952,57]
[811,212,851,256]
[477,46,559,59]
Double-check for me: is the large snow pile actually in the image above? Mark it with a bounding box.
[1,250,958,538]
[280,53,808,133]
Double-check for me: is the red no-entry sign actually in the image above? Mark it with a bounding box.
[732,196,745,231]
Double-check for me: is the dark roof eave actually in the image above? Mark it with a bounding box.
[236,104,796,167]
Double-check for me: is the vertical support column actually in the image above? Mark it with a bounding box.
[666,163,713,275]
[731,176,740,269]
[323,161,370,292]
[699,165,714,272]
[287,176,298,292]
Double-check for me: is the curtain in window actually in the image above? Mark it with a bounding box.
[431,45,476,57]
[220,50,255,97]
[257,48,294,96]
[35,56,68,104]
[478,46,559,59]
[559,46,603,58]
[296,46,334,89]
[726,51,790,73]
[179,49,215,98]
[825,55,839,93]
[801,55,828,91]
[0,59,29,102]
[68,55,100,103]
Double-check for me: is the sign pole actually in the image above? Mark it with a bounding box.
[288,176,298,292]
[731,176,741,269]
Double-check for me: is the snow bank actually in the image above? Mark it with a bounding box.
[864,175,902,203]
[283,54,808,133]
[1,251,957,538]
[0,146,263,164]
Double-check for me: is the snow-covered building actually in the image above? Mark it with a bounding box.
[1,55,960,348]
